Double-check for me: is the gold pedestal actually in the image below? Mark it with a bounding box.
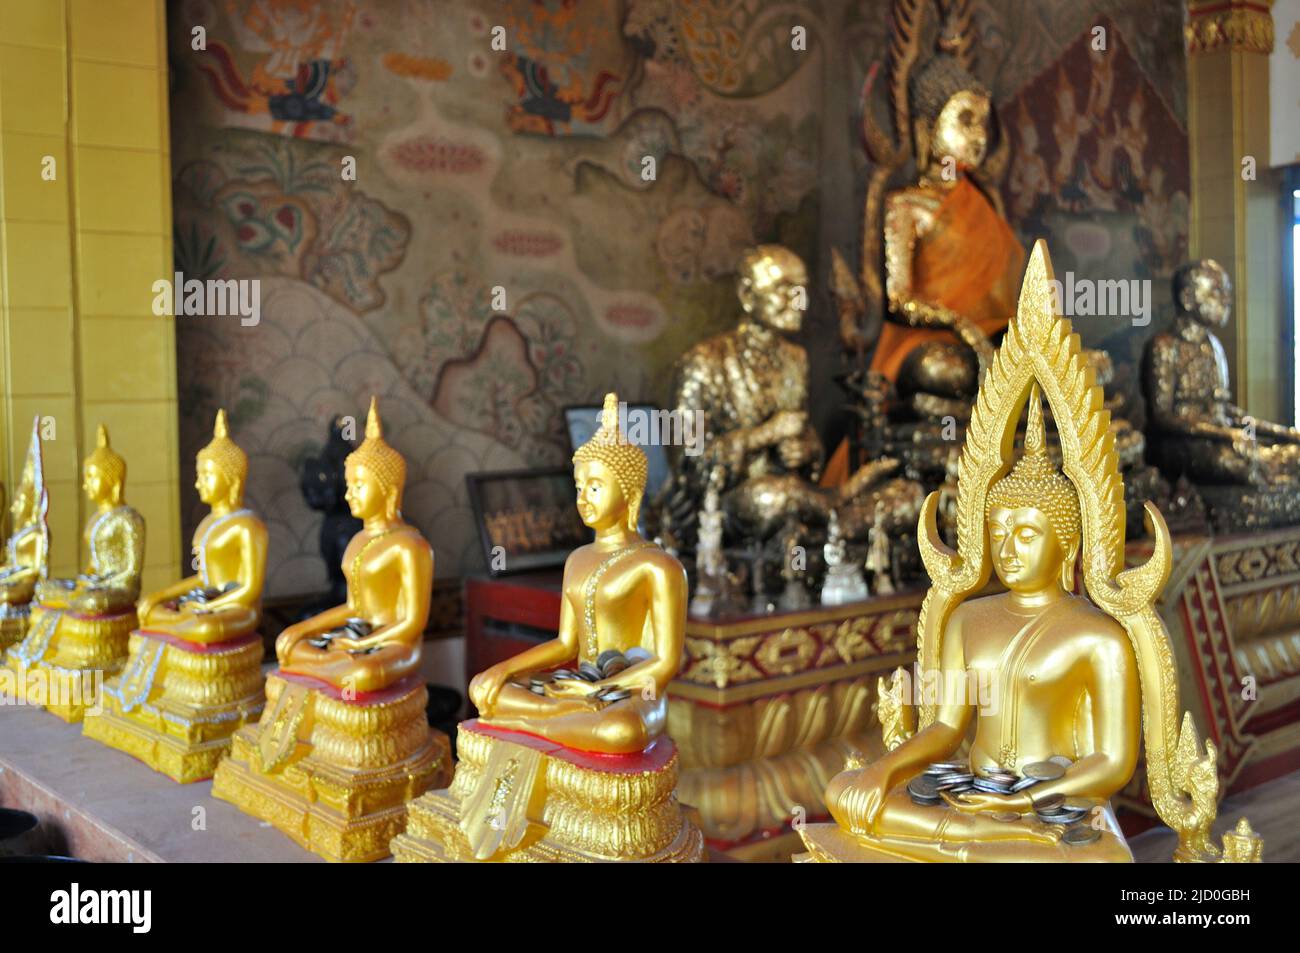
[0,602,32,651]
[212,671,451,862]
[82,629,265,783]
[392,720,705,863]
[2,604,136,722]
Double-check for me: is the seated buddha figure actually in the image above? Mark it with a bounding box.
[818,392,1136,862]
[668,245,922,554]
[83,411,268,782]
[5,425,144,722]
[1143,259,1300,528]
[393,394,704,863]
[212,398,450,863]
[0,418,50,651]
[801,241,1258,865]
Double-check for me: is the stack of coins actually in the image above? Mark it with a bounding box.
[518,647,654,704]
[904,756,1104,846]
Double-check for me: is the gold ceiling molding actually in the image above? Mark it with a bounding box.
[1186,0,1276,56]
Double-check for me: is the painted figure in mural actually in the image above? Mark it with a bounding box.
[667,245,923,556]
[0,419,49,650]
[1143,260,1300,524]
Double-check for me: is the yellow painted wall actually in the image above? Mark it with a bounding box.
[0,0,179,591]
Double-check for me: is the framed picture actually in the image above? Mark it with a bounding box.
[564,402,673,506]
[466,468,591,576]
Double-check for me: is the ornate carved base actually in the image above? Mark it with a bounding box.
[2,605,136,722]
[211,671,451,862]
[0,602,32,651]
[392,720,705,863]
[82,629,266,783]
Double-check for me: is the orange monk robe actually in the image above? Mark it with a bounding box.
[822,178,1024,487]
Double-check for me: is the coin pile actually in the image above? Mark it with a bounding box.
[520,647,653,704]
[906,756,1102,846]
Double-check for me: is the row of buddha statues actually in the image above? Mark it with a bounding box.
[1,243,1266,864]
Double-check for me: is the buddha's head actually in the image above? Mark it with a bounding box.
[986,387,1080,593]
[344,398,406,522]
[1173,259,1231,330]
[910,52,990,175]
[572,393,648,534]
[737,245,808,334]
[196,409,249,509]
[83,425,126,507]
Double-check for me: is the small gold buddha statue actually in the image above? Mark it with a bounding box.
[5,425,144,723]
[0,418,50,651]
[393,393,704,862]
[1143,259,1300,528]
[83,411,268,782]
[213,398,450,862]
[800,241,1259,864]
[668,244,922,555]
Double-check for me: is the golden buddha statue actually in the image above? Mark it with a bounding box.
[828,1,1021,486]
[83,411,268,782]
[0,418,50,651]
[5,425,144,722]
[1143,259,1300,529]
[799,241,1261,863]
[393,394,704,862]
[667,244,922,558]
[212,398,450,862]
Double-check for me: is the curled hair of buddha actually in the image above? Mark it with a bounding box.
[346,397,407,508]
[573,393,648,532]
[197,409,248,490]
[909,54,989,129]
[987,385,1081,561]
[86,424,126,493]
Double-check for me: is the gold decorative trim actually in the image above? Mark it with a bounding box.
[1187,0,1275,56]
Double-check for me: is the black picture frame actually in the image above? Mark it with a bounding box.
[466,468,590,576]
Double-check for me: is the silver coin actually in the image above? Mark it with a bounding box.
[972,779,1013,794]
[596,688,632,703]
[601,658,630,677]
[578,662,603,681]
[596,649,624,669]
[1030,792,1065,811]
[929,761,967,772]
[1063,825,1102,846]
[552,670,583,681]
[624,647,653,663]
[907,777,940,799]
[1022,761,1066,781]
[1010,777,1039,793]
[1049,755,1074,768]
[909,795,942,807]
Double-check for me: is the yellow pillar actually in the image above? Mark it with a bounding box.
[0,0,179,590]
[1186,0,1285,420]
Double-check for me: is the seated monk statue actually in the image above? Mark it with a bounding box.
[469,392,686,754]
[274,398,432,695]
[1143,259,1300,512]
[136,410,266,644]
[0,418,49,648]
[667,244,922,554]
[802,242,1260,864]
[33,425,144,617]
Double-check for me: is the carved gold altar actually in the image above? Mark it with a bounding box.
[0,418,49,652]
[3,425,143,723]
[211,399,451,861]
[395,393,703,862]
[84,411,268,782]
[799,241,1260,863]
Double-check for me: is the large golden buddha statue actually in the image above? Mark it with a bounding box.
[84,411,268,782]
[799,242,1260,863]
[5,425,144,722]
[393,394,704,862]
[212,398,450,862]
[1143,259,1300,529]
[0,418,50,651]
[667,244,922,558]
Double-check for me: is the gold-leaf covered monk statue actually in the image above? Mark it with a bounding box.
[799,241,1261,863]
[1142,259,1300,529]
[5,425,144,722]
[213,398,450,862]
[0,418,50,651]
[83,410,268,782]
[393,393,704,863]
